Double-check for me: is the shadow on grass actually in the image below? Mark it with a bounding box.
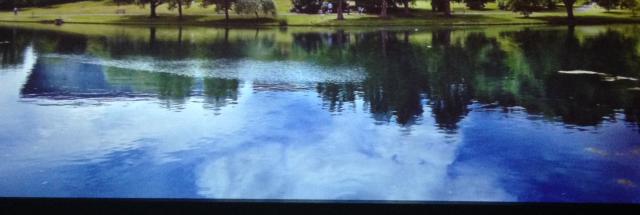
[530,15,640,24]
[114,15,280,26]
[462,8,495,12]
[109,12,516,26]
[603,11,633,15]
[357,9,450,17]
[324,14,514,25]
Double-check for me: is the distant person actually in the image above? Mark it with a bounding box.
[327,2,333,14]
[13,7,18,16]
[358,6,365,14]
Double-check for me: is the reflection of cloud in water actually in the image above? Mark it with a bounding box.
[194,91,514,201]
[41,54,366,83]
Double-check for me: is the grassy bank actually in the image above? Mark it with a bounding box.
[0,0,639,26]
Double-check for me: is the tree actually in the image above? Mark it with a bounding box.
[465,0,489,9]
[596,0,622,11]
[507,0,540,17]
[621,0,639,16]
[545,0,556,9]
[203,0,236,23]
[432,0,452,16]
[167,0,192,20]
[135,0,166,18]
[337,0,344,20]
[563,0,576,20]
[234,0,276,18]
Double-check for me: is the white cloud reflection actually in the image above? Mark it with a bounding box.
[193,90,513,201]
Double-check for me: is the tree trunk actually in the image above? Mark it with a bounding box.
[178,1,183,20]
[404,31,409,43]
[224,0,230,24]
[433,29,451,47]
[563,24,578,67]
[224,28,229,43]
[178,26,183,45]
[381,31,388,57]
[337,0,344,20]
[564,0,574,20]
[567,24,575,35]
[149,27,157,48]
[337,30,345,45]
[546,0,556,9]
[150,2,158,18]
[403,1,410,15]
[444,0,451,17]
[381,0,388,18]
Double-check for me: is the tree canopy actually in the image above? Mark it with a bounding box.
[133,0,166,17]
[234,0,277,18]
[596,0,622,11]
[507,0,541,17]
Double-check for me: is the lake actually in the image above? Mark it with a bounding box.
[0,24,639,203]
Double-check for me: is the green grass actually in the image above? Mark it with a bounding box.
[0,1,638,26]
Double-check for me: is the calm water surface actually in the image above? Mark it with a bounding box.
[0,24,639,203]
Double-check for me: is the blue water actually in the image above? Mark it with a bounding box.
[0,24,639,203]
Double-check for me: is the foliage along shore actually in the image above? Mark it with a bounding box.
[0,0,639,26]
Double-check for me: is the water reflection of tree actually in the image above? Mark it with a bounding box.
[0,28,28,67]
[21,59,240,111]
[8,25,640,130]
[1,28,89,67]
[307,31,428,126]
[309,29,511,130]
[105,68,240,110]
[308,27,640,130]
[503,27,640,126]
[316,83,358,112]
[204,77,239,110]
[360,31,426,126]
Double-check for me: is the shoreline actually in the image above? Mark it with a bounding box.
[2,18,640,27]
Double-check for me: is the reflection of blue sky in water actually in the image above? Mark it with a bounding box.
[1,46,639,202]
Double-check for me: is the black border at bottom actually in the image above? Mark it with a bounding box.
[2,198,639,214]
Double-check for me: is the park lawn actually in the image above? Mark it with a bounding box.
[0,0,638,26]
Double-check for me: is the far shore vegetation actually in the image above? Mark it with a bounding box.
[0,0,639,26]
